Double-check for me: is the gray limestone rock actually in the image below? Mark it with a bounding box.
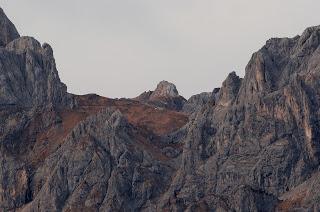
[0,8,20,47]
[0,36,72,108]
[2,7,320,212]
[134,80,187,111]
[150,80,179,99]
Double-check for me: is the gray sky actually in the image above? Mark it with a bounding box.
[1,1,319,98]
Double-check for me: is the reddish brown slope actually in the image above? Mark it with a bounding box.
[21,94,188,169]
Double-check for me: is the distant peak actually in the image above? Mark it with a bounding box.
[150,80,179,99]
[0,7,20,47]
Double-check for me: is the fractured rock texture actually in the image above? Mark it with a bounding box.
[1,8,320,212]
[134,80,186,111]
[0,8,19,47]
[0,36,71,108]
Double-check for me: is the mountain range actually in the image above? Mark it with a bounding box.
[1,7,320,211]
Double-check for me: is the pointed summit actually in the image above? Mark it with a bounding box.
[134,80,186,111]
[150,80,179,99]
[0,9,70,108]
[0,8,20,47]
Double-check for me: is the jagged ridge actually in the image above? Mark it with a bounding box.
[1,7,320,211]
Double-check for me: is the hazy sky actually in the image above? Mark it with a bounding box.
[1,1,319,98]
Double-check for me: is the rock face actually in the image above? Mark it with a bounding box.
[134,80,186,111]
[150,80,179,99]
[182,89,220,114]
[0,36,71,108]
[2,7,320,211]
[0,8,20,47]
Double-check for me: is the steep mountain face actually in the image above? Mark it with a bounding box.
[0,36,72,108]
[0,8,19,47]
[1,8,320,211]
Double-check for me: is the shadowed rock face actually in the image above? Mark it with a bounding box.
[0,8,20,47]
[1,7,320,212]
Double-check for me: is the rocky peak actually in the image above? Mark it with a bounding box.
[0,20,70,108]
[183,92,214,113]
[3,7,320,211]
[217,71,242,106]
[6,36,42,52]
[0,8,20,47]
[150,80,179,99]
[223,71,241,88]
[298,25,320,49]
[134,80,186,111]
[236,25,320,104]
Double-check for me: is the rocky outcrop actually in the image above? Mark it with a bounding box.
[163,25,320,211]
[0,8,20,47]
[150,80,179,99]
[277,171,320,211]
[2,7,320,211]
[217,71,242,106]
[183,91,215,114]
[19,109,177,211]
[134,80,186,111]
[0,36,72,108]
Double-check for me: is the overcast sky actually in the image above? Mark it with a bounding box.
[1,1,320,98]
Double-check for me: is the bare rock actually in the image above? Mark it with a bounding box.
[2,7,320,212]
[150,80,179,99]
[0,36,71,108]
[134,80,186,111]
[0,8,20,47]
[183,92,214,114]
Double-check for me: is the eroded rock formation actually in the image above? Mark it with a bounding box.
[134,80,187,111]
[1,8,320,212]
[0,8,19,47]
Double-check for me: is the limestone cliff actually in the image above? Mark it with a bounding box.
[1,8,320,212]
